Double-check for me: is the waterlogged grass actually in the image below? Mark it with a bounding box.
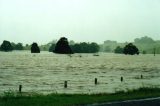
[0,87,160,106]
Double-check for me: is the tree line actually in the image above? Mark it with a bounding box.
[0,36,159,55]
[101,36,160,54]
[0,37,100,53]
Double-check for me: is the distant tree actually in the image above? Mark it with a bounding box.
[123,43,139,55]
[80,42,89,53]
[54,37,73,54]
[15,43,23,50]
[0,40,13,52]
[114,46,123,54]
[104,40,117,44]
[49,43,56,52]
[24,44,31,50]
[71,43,82,53]
[89,42,100,53]
[104,46,111,52]
[71,42,99,53]
[134,36,155,44]
[31,43,40,53]
[142,50,147,54]
[39,44,50,51]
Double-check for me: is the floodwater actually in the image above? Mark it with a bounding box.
[0,51,160,94]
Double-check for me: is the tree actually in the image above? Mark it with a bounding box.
[71,42,99,53]
[123,43,139,55]
[31,43,40,53]
[49,43,56,52]
[54,37,73,54]
[134,36,155,44]
[0,40,13,52]
[71,43,82,53]
[80,42,89,53]
[114,46,123,54]
[89,42,100,53]
[15,43,23,50]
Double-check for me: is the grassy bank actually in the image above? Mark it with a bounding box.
[0,87,160,106]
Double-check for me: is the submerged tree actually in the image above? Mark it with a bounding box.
[0,40,13,52]
[31,43,40,53]
[123,43,139,55]
[54,37,73,54]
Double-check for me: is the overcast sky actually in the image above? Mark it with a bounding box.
[0,0,160,44]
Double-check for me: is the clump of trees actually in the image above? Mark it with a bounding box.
[0,39,100,53]
[71,42,99,53]
[134,36,155,44]
[114,46,123,54]
[54,37,73,54]
[100,36,160,54]
[11,43,23,50]
[123,43,139,55]
[31,43,40,53]
[0,40,13,52]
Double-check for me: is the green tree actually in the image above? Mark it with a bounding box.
[54,37,73,54]
[89,42,100,53]
[49,44,56,52]
[31,43,40,53]
[0,40,13,52]
[114,46,123,54]
[134,36,155,44]
[15,43,23,50]
[71,43,82,53]
[71,42,99,53]
[123,43,139,55]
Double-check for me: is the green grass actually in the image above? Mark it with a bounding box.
[0,87,160,106]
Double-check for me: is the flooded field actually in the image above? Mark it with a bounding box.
[0,51,160,94]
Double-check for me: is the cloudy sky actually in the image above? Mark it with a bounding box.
[0,0,160,44]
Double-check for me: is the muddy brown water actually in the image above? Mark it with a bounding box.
[0,51,160,94]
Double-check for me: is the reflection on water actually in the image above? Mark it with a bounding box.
[0,51,160,94]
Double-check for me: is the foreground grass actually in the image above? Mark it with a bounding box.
[0,87,160,106]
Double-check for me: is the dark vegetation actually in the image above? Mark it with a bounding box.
[101,36,160,54]
[31,43,40,53]
[71,42,100,53]
[0,87,160,106]
[114,46,123,54]
[123,43,139,55]
[54,37,73,54]
[0,40,13,52]
[11,43,23,50]
[0,36,160,54]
